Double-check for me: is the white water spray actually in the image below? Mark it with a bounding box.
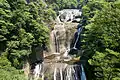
[34,64,40,80]
[54,67,57,80]
[60,67,63,80]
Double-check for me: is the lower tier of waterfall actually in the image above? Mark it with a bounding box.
[30,62,86,80]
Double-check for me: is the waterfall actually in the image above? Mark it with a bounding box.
[50,30,60,53]
[31,9,87,80]
[63,48,70,57]
[32,24,86,80]
[54,67,57,80]
[81,64,86,80]
[73,27,83,49]
[54,31,59,53]
[60,67,63,80]
[32,63,87,80]
[64,65,87,80]
[34,64,40,79]
[32,63,44,80]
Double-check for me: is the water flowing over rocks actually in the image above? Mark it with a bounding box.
[58,9,82,22]
[32,62,86,80]
[30,9,87,80]
[49,22,78,55]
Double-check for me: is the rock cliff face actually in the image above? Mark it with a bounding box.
[47,22,79,57]
[43,9,81,58]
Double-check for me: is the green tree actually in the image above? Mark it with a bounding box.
[46,0,79,10]
[0,54,27,80]
[0,0,56,79]
[82,1,120,79]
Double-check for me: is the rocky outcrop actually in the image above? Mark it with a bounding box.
[58,9,82,22]
[46,22,79,58]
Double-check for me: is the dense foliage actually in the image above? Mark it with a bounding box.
[46,0,83,10]
[0,0,56,79]
[82,0,120,79]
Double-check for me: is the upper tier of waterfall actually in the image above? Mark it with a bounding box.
[58,9,82,22]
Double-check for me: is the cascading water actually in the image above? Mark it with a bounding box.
[81,64,86,80]
[34,64,40,79]
[38,63,86,80]
[32,63,44,80]
[73,27,83,50]
[50,30,60,54]
[68,24,83,55]
[32,9,87,80]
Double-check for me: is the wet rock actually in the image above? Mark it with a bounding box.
[58,9,82,22]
